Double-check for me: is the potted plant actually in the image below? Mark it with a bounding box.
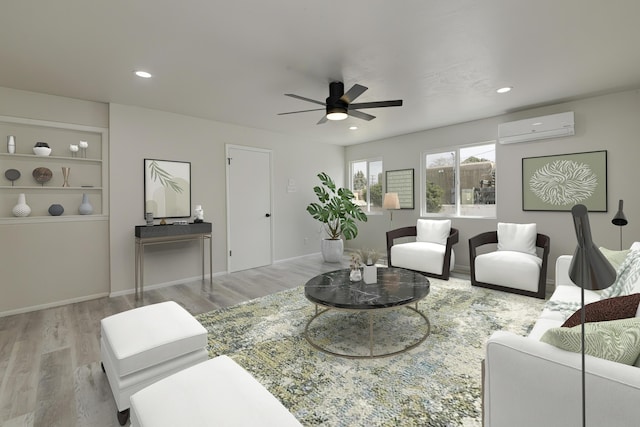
[307,172,368,262]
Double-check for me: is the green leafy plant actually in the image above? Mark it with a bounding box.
[426,181,443,213]
[307,172,368,240]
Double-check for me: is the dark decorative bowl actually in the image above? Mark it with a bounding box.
[48,204,64,216]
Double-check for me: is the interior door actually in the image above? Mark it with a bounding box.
[226,145,273,273]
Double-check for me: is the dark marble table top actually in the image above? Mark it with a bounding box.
[304,267,430,309]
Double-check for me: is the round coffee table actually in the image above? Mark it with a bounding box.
[304,267,430,358]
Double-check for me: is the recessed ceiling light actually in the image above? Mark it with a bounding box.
[349,126,358,130]
[496,86,512,94]
[134,70,152,79]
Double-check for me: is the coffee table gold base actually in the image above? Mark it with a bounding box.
[304,303,430,359]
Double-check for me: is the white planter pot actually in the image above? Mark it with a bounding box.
[321,239,343,263]
[363,265,377,284]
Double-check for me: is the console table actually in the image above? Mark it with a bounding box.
[134,223,212,299]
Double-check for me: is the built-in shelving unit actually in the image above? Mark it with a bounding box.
[0,115,108,223]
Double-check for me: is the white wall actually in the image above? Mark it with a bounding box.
[345,90,640,280]
[3,85,637,312]
[109,103,344,295]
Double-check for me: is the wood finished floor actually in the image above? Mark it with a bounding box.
[0,254,350,427]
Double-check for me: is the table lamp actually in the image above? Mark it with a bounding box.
[383,192,400,222]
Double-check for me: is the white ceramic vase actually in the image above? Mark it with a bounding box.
[12,193,31,217]
[321,239,343,263]
[363,264,377,284]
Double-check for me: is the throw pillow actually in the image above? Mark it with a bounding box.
[540,317,640,365]
[416,219,451,246]
[561,294,640,328]
[599,249,640,299]
[600,247,630,271]
[497,222,537,255]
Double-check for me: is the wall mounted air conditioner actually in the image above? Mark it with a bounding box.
[498,111,575,144]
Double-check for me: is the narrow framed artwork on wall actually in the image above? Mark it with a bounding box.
[522,150,607,212]
[385,168,414,209]
[144,159,191,219]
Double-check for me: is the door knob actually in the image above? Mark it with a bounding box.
[265,213,271,217]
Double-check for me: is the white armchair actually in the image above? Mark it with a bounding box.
[386,219,458,280]
[469,222,550,299]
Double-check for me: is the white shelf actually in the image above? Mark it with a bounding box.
[0,186,102,190]
[1,115,109,220]
[0,153,102,163]
[0,214,108,225]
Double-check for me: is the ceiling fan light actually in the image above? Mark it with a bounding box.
[326,105,348,121]
[327,112,348,121]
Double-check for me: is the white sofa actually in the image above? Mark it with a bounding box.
[484,250,640,427]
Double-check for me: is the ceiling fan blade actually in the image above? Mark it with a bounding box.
[340,84,368,104]
[348,109,375,121]
[277,108,325,115]
[284,93,326,106]
[316,115,328,125]
[350,100,403,109]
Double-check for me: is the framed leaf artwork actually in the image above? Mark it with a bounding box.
[144,159,191,218]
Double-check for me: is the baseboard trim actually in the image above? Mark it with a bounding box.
[109,271,228,298]
[0,292,110,318]
[274,252,322,264]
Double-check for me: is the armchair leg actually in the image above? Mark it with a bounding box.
[117,408,130,425]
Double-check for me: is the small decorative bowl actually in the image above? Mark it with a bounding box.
[33,146,52,156]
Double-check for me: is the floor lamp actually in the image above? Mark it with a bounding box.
[383,192,400,224]
[568,204,617,427]
[611,199,628,250]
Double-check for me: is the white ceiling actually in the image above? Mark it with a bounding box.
[2,1,640,146]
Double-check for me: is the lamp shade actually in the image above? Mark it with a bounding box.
[383,192,400,210]
[612,199,628,226]
[569,204,616,291]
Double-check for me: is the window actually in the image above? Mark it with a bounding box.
[422,142,496,218]
[350,158,383,214]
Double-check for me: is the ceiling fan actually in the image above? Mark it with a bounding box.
[278,81,403,124]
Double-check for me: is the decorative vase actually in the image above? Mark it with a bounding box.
[7,135,15,154]
[349,268,362,282]
[12,193,31,217]
[194,204,204,223]
[321,239,344,263]
[79,140,88,158]
[48,204,64,216]
[62,167,70,187]
[363,264,377,284]
[78,193,93,215]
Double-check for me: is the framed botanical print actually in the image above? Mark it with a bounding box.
[522,150,607,211]
[144,159,191,218]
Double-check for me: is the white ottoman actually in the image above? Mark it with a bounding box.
[130,355,302,427]
[101,301,208,425]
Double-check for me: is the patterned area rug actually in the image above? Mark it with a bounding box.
[197,276,544,426]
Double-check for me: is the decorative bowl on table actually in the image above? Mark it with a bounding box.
[33,142,52,156]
